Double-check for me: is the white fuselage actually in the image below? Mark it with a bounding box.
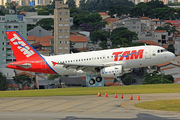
[44,45,175,75]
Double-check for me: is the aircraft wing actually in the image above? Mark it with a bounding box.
[57,63,105,71]
[54,61,125,72]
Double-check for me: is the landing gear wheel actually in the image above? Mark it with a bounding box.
[96,77,102,82]
[89,79,95,85]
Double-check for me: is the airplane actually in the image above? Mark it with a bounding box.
[6,30,175,85]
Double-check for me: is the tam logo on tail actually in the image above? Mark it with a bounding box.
[6,30,41,61]
[10,33,35,58]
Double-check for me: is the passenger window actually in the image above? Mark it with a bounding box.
[76,60,78,62]
[81,59,83,61]
[107,56,109,58]
[100,57,101,59]
[111,56,113,58]
[157,50,160,53]
[84,59,86,61]
[161,49,163,52]
[71,60,72,62]
[89,58,91,60]
[97,57,99,59]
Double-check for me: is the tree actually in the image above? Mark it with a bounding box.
[110,27,138,48]
[66,0,76,8]
[0,10,5,15]
[121,73,136,85]
[0,5,5,10]
[167,44,175,53]
[143,73,174,84]
[36,18,54,31]
[48,74,61,80]
[27,24,36,31]
[5,2,17,13]
[16,6,36,13]
[0,72,10,91]
[99,41,108,49]
[79,23,94,32]
[13,74,33,90]
[130,0,169,18]
[5,2,14,9]
[79,0,134,13]
[37,6,53,15]
[109,5,131,18]
[73,13,103,28]
[150,8,175,20]
[70,7,89,18]
[90,30,108,44]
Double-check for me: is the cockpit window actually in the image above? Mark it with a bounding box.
[157,49,167,53]
[164,49,167,52]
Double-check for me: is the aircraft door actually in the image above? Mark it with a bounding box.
[41,60,47,70]
[145,48,151,59]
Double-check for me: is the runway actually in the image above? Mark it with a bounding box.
[0,93,180,120]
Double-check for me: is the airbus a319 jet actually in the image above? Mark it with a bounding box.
[6,30,175,85]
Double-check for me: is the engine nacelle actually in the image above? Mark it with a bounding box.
[100,65,124,78]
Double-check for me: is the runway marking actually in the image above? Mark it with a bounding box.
[64,101,85,112]
[121,100,154,110]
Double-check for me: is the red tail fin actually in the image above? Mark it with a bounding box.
[6,30,40,61]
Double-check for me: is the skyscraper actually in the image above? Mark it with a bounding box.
[54,0,70,55]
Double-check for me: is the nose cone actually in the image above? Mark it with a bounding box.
[169,52,175,61]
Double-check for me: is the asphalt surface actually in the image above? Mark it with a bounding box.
[0,93,180,120]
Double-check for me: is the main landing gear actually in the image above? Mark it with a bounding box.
[89,77,103,85]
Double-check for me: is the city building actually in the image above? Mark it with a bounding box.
[27,26,53,37]
[0,0,29,6]
[98,12,110,19]
[22,12,73,26]
[124,18,142,36]
[0,14,26,78]
[54,0,70,55]
[23,12,54,24]
[0,14,26,66]
[33,0,51,6]
[27,35,53,55]
[153,30,168,45]
[70,36,87,49]
[129,0,168,5]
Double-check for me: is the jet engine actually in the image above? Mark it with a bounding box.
[100,65,124,78]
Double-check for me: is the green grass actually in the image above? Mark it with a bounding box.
[136,100,180,112]
[0,84,180,97]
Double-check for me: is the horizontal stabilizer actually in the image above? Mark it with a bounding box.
[7,63,31,69]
